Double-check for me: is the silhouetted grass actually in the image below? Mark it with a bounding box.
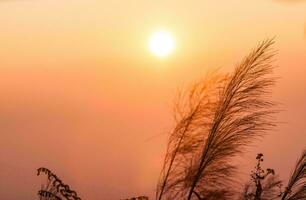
[34,39,305,200]
[156,39,278,200]
[281,149,306,200]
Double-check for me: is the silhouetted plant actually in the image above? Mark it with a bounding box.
[156,39,277,200]
[38,190,61,200]
[281,149,306,200]
[38,178,61,200]
[241,153,282,200]
[37,167,82,200]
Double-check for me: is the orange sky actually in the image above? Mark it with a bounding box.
[0,0,305,199]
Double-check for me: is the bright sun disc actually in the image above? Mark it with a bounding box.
[149,31,175,57]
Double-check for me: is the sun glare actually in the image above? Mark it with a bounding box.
[149,31,175,58]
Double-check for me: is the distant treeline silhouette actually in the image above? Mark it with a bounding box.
[37,39,305,200]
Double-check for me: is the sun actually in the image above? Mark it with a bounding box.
[149,31,175,58]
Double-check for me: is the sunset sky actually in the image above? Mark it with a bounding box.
[0,0,305,199]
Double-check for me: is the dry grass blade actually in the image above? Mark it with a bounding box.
[156,39,277,200]
[186,39,277,200]
[156,73,229,200]
[282,149,306,200]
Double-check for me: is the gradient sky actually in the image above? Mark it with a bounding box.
[0,0,305,199]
